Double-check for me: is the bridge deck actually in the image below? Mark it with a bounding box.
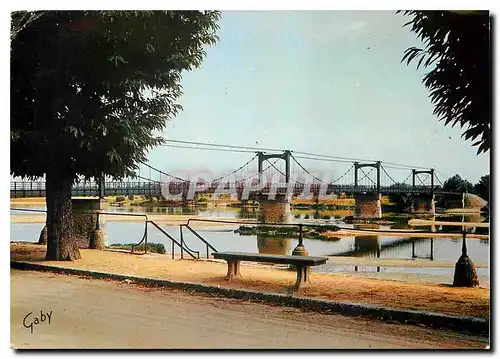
[10,181,458,198]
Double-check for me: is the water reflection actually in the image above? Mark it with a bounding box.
[257,235,292,256]
[236,207,259,220]
[353,236,381,258]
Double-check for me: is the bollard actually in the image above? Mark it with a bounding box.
[453,231,479,287]
[89,213,105,250]
[290,224,309,270]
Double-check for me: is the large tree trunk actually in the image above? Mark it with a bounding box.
[45,171,81,261]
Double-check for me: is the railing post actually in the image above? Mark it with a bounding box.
[430,238,434,261]
[144,221,148,254]
[180,226,184,260]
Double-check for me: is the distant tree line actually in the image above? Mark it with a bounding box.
[389,173,489,210]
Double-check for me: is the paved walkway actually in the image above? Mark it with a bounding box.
[11,270,488,349]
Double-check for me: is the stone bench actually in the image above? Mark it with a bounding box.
[213,251,328,291]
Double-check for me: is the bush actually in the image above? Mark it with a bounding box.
[110,242,166,254]
[116,196,126,203]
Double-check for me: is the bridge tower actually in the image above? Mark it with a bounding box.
[255,150,292,224]
[353,161,382,219]
[411,168,436,214]
[257,150,291,185]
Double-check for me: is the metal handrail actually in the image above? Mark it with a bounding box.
[180,224,219,259]
[10,207,150,254]
[11,207,201,259]
[148,220,198,259]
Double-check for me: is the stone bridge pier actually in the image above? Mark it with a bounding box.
[411,194,435,214]
[354,193,382,219]
[256,194,292,223]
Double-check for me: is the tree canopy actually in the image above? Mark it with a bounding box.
[11,11,220,181]
[11,11,220,260]
[399,11,490,154]
[442,174,474,194]
[473,174,489,202]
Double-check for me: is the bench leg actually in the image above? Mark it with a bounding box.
[225,260,241,281]
[294,265,310,291]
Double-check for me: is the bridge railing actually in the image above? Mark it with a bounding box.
[10,180,459,199]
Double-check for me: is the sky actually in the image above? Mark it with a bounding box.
[145,11,490,185]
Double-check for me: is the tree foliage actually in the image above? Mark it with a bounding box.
[442,174,474,193]
[473,174,489,202]
[388,183,412,210]
[11,11,220,260]
[11,10,220,180]
[399,11,491,154]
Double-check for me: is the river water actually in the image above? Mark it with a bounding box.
[10,205,490,278]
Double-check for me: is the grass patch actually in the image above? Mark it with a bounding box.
[234,224,340,240]
[109,242,166,254]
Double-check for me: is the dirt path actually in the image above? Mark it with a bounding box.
[10,270,488,349]
[10,244,490,318]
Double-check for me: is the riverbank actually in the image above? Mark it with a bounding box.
[10,243,489,319]
[409,218,489,228]
[11,213,489,239]
[10,213,256,226]
[327,229,489,240]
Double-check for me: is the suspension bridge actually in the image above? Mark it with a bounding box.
[10,141,459,218]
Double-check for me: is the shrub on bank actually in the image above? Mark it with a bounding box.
[109,242,166,254]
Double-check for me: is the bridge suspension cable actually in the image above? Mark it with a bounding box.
[162,139,284,153]
[401,172,413,184]
[290,154,330,184]
[382,162,429,170]
[380,165,399,185]
[161,139,432,170]
[331,164,355,184]
[292,155,355,164]
[358,168,376,186]
[209,154,259,183]
[161,144,257,154]
[292,150,374,163]
[134,174,161,183]
[416,174,429,186]
[266,159,287,178]
[234,159,280,183]
[434,172,445,186]
[140,162,188,182]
